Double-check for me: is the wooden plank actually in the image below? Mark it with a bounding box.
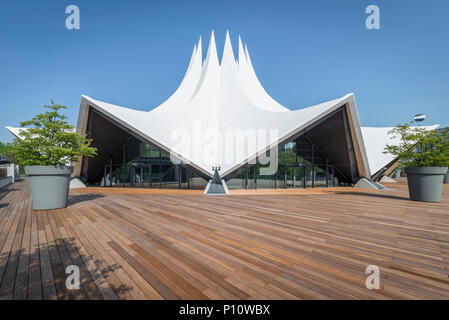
[47,210,87,300]
[52,211,103,300]
[0,185,28,299]
[37,212,57,299]
[41,212,71,299]
[70,205,163,299]
[55,208,116,300]
[27,208,42,300]
[13,189,32,299]
[71,215,152,299]
[108,241,178,300]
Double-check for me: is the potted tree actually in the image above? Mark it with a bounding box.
[385,124,449,202]
[13,102,97,210]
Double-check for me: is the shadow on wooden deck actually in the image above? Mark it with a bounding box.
[0,240,131,300]
[67,194,105,206]
[335,191,410,201]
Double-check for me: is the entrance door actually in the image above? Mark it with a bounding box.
[103,165,112,187]
[131,165,150,188]
[285,165,305,188]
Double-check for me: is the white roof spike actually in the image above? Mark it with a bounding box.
[149,37,203,113]
[74,33,375,178]
[242,43,289,112]
[189,30,221,100]
[185,44,197,74]
[221,30,235,66]
[238,36,246,67]
[244,44,252,66]
[195,36,202,66]
[204,31,219,67]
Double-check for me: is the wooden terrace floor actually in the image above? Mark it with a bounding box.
[0,179,448,299]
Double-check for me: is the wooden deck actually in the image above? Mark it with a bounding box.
[0,179,449,300]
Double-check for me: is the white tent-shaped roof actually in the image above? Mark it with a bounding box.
[5,126,27,140]
[76,31,369,180]
[5,32,441,184]
[361,125,440,176]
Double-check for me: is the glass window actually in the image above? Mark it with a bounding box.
[97,132,338,190]
[226,170,246,189]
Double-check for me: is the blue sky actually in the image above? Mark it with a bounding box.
[1,0,448,142]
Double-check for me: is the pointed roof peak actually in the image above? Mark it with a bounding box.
[244,44,253,65]
[204,30,218,65]
[238,35,246,66]
[221,30,235,66]
[196,36,203,64]
[224,30,231,43]
[185,43,197,73]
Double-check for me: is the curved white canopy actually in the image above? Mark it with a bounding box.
[361,125,440,175]
[5,126,27,140]
[5,33,439,182]
[151,31,289,114]
[76,31,369,179]
[5,126,75,140]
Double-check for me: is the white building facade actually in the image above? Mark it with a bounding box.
[6,32,439,190]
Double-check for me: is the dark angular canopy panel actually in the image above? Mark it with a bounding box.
[82,108,130,183]
[302,107,358,183]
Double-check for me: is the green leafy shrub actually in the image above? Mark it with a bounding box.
[0,142,18,164]
[13,102,97,166]
[384,123,449,168]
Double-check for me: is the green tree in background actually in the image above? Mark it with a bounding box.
[0,142,18,163]
[13,101,97,166]
[384,123,449,168]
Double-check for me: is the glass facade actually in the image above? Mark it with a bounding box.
[226,135,337,189]
[95,134,337,190]
[95,136,208,189]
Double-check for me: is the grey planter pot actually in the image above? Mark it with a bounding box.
[25,166,74,210]
[444,171,449,184]
[404,167,447,202]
